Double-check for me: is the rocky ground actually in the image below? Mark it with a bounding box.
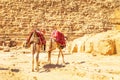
[0,47,120,80]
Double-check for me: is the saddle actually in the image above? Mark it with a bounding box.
[35,30,46,45]
[27,30,46,45]
[51,30,66,48]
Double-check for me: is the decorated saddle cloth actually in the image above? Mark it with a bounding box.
[27,30,46,45]
[51,30,66,48]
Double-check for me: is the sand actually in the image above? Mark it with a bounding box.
[0,48,120,80]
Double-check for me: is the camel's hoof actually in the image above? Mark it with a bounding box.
[32,69,34,72]
[63,61,65,64]
[35,67,39,72]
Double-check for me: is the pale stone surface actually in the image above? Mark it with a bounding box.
[69,30,120,55]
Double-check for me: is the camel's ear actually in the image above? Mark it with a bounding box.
[64,36,68,40]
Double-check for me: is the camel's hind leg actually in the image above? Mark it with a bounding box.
[48,50,51,64]
[48,39,53,64]
[48,47,56,64]
[48,39,55,64]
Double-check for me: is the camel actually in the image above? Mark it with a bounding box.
[47,30,66,64]
[23,29,46,72]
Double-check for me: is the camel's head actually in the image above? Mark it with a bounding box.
[23,41,30,48]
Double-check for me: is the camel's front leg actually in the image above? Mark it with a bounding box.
[36,45,40,72]
[57,50,61,64]
[32,44,35,72]
[60,49,65,64]
[36,53,39,71]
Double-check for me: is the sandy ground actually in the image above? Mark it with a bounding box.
[0,47,120,80]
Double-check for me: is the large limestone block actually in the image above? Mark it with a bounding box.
[65,41,72,54]
[70,40,78,53]
[112,32,120,54]
[77,39,85,53]
[85,37,94,53]
[77,34,93,53]
[85,30,120,55]
[94,39,115,55]
[70,34,92,53]
[115,38,120,54]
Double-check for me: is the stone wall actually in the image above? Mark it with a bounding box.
[0,0,120,41]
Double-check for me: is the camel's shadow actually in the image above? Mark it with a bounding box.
[40,63,67,72]
[43,64,65,69]
[0,67,20,72]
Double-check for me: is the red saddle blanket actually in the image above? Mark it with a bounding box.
[51,30,66,46]
[27,30,46,45]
